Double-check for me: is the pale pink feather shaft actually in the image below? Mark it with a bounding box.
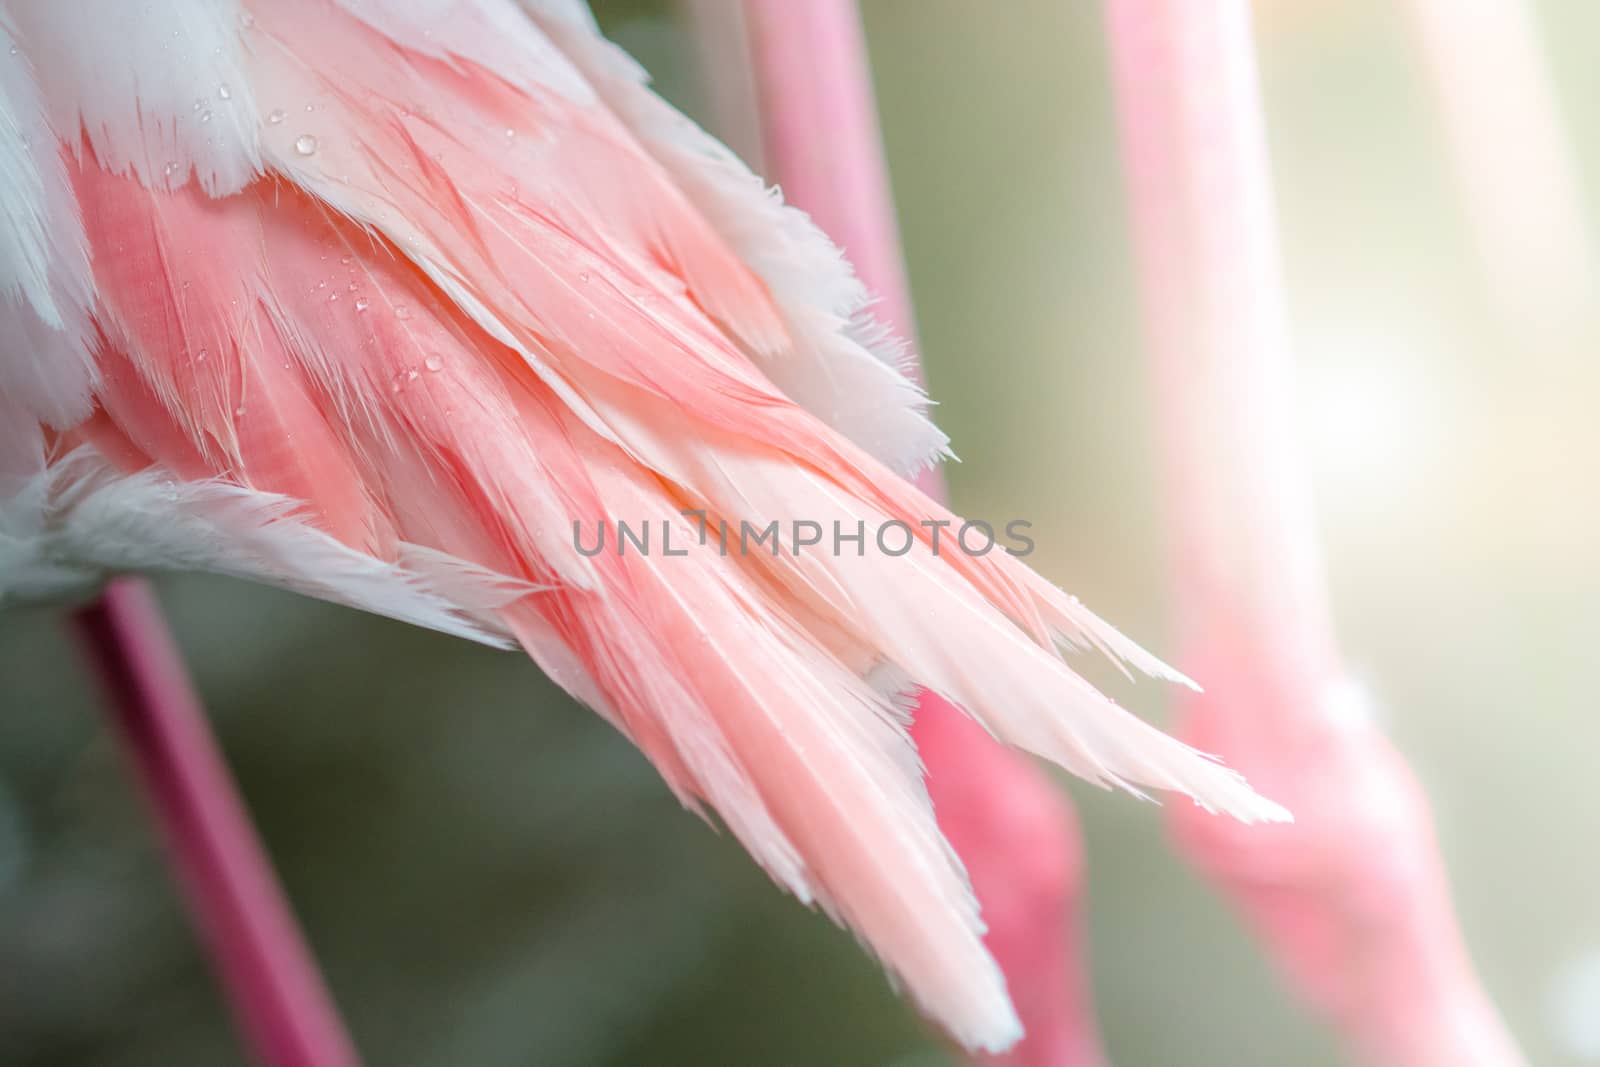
[1105,2,1524,1062]
[732,2,1106,1063]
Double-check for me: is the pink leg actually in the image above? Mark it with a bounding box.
[1406,0,1594,345]
[705,1,1107,1061]
[918,696,1101,1067]
[75,579,361,1067]
[1104,2,1523,1063]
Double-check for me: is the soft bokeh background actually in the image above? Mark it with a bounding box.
[4,2,1598,1064]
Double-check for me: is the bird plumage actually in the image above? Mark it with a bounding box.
[0,0,1286,1051]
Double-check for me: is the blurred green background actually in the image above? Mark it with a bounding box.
[4,2,1598,1064]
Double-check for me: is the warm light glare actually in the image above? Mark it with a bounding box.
[1298,330,1445,502]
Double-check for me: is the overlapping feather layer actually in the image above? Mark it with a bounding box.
[0,0,1286,1051]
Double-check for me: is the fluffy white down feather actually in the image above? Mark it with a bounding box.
[1,444,531,643]
[0,12,97,428]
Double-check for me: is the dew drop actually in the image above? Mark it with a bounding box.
[407,369,420,382]
[267,109,286,125]
[193,98,205,112]
[504,127,515,140]
[199,110,212,124]
[163,160,181,177]
[354,298,370,313]
[304,102,315,113]
[578,271,590,283]
[423,354,444,372]
[195,348,208,363]
[340,254,353,265]
[294,134,318,156]
[328,291,340,302]
[217,83,232,100]
[394,305,412,321]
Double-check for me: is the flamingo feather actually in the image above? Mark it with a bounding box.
[0,0,1288,1052]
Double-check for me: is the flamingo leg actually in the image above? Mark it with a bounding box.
[74,579,361,1067]
[703,2,1108,1062]
[1104,3,1523,1062]
[1406,0,1595,347]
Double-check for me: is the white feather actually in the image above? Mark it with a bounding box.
[330,0,594,104]
[7,0,261,195]
[0,446,533,646]
[0,11,97,427]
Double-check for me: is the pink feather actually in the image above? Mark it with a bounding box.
[0,0,1291,1051]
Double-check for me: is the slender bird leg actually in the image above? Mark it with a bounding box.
[916,697,1101,1067]
[1104,3,1524,1063]
[74,579,361,1067]
[1406,0,1595,347]
[701,2,1108,1062]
